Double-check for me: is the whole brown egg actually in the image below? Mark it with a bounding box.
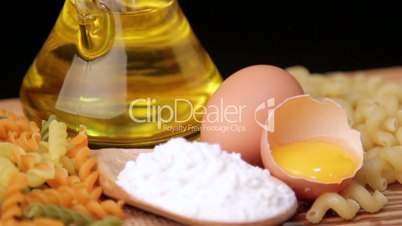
[200,65,304,166]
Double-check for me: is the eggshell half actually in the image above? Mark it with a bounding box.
[261,95,363,200]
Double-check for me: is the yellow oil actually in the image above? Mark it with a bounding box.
[20,0,222,147]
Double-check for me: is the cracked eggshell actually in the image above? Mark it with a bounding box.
[260,95,364,200]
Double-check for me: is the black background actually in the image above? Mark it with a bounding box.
[1,1,401,99]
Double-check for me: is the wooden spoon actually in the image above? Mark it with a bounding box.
[93,148,297,226]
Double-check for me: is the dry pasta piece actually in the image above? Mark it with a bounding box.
[27,188,72,207]
[0,142,19,159]
[77,154,99,192]
[380,146,402,171]
[90,187,103,201]
[0,156,18,199]
[376,96,399,117]
[48,120,68,164]
[357,146,402,188]
[341,182,387,213]
[381,161,398,184]
[26,184,90,207]
[46,167,69,188]
[19,155,37,173]
[0,110,39,141]
[380,147,402,183]
[354,124,374,150]
[397,110,402,124]
[85,200,125,219]
[72,203,91,216]
[1,172,28,223]
[397,127,402,145]
[97,200,125,219]
[23,203,93,226]
[68,127,99,192]
[26,163,55,187]
[67,125,88,158]
[8,131,41,152]
[382,118,398,133]
[306,193,360,224]
[40,115,57,142]
[356,156,388,191]
[377,83,402,99]
[11,144,28,170]
[60,155,76,175]
[365,107,394,147]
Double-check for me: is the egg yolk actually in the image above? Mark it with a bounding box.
[272,141,358,183]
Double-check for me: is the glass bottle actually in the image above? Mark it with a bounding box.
[20,0,222,147]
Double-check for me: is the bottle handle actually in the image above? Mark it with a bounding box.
[75,0,114,60]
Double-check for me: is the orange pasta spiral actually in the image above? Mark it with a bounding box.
[81,200,125,219]
[0,110,39,142]
[0,172,28,224]
[26,184,90,207]
[8,132,41,152]
[68,127,99,192]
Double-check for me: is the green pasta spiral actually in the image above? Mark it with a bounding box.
[23,203,123,226]
[24,203,93,226]
[41,115,57,141]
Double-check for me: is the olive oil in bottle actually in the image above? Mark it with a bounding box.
[20,0,222,147]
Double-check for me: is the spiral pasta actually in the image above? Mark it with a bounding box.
[40,115,57,142]
[356,146,402,190]
[0,110,39,142]
[26,163,56,187]
[26,184,91,207]
[23,203,93,226]
[0,110,125,224]
[84,200,125,219]
[23,203,123,226]
[8,131,41,152]
[48,121,68,164]
[306,193,360,224]
[0,156,17,199]
[0,142,15,159]
[1,172,28,223]
[341,182,387,213]
[68,127,99,192]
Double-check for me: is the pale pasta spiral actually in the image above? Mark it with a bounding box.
[48,120,68,164]
[306,193,360,224]
[341,182,387,213]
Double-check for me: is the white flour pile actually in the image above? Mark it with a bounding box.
[116,138,296,223]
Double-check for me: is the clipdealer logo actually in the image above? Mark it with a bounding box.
[254,97,275,132]
[128,97,275,132]
[128,98,204,130]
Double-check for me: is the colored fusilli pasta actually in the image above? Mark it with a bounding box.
[0,110,125,225]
